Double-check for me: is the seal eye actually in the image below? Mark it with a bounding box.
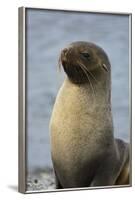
[81,52,90,59]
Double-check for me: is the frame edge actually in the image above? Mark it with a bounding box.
[18,6,26,194]
[17,7,132,194]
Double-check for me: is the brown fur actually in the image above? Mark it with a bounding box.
[50,41,130,189]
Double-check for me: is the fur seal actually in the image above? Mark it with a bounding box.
[49,41,130,189]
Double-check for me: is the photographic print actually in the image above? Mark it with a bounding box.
[18,7,132,193]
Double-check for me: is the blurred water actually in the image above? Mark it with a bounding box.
[26,9,130,172]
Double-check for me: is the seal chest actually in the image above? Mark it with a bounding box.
[50,80,113,187]
[49,41,129,188]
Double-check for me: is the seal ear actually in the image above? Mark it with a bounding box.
[102,63,108,72]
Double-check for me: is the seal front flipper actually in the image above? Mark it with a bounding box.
[90,151,121,187]
[115,139,129,185]
[54,170,63,189]
[90,139,129,187]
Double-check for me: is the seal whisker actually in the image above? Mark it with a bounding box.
[88,71,98,83]
[58,55,62,72]
[79,62,98,83]
[77,61,96,98]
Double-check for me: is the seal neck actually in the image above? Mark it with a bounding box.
[66,72,111,106]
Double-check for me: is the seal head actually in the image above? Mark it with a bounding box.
[60,41,110,84]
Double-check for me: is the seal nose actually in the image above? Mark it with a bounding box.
[62,48,68,55]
